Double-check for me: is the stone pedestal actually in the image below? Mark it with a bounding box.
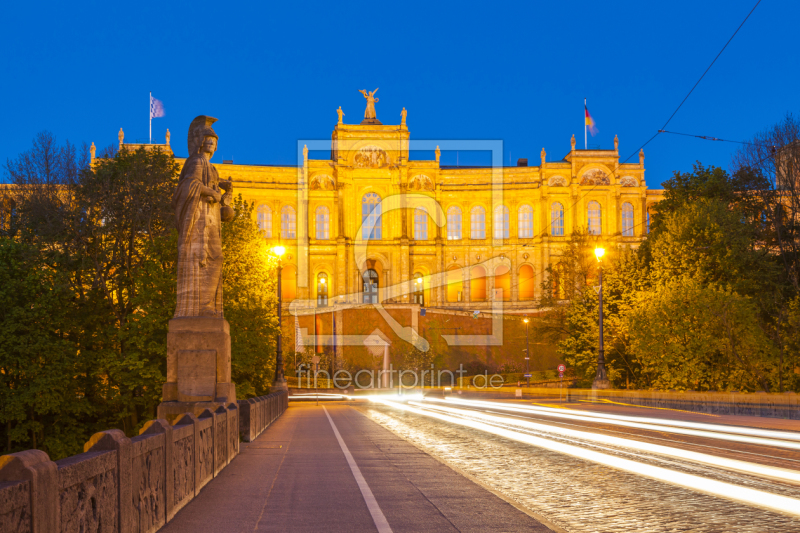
[157,317,236,423]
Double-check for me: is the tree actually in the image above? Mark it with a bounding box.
[221,194,279,398]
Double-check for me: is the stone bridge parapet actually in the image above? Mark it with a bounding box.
[0,390,288,533]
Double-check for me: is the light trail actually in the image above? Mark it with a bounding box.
[427,397,800,450]
[411,401,800,486]
[371,397,800,517]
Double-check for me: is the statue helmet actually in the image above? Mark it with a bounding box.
[187,116,219,155]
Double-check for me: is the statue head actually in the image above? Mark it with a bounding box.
[187,115,219,156]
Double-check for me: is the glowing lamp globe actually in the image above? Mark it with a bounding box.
[594,247,605,261]
[273,245,286,257]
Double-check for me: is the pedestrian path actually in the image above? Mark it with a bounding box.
[160,403,554,533]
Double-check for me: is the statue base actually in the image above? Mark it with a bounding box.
[360,118,383,125]
[592,378,611,390]
[158,317,237,424]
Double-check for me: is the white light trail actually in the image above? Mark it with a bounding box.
[412,401,800,485]
[428,397,800,450]
[371,397,800,517]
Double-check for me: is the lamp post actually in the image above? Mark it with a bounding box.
[523,317,530,387]
[272,245,288,391]
[593,246,610,389]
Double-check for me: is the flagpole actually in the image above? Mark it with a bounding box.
[584,98,587,150]
[149,91,152,144]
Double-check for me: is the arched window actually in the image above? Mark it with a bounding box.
[317,272,328,307]
[447,206,462,240]
[518,204,533,238]
[470,206,486,239]
[621,202,634,237]
[315,206,330,240]
[519,264,535,299]
[587,201,601,235]
[551,202,564,236]
[362,269,379,304]
[412,273,425,306]
[257,205,272,237]
[494,265,510,301]
[470,265,486,301]
[446,268,463,302]
[361,193,382,240]
[414,206,428,240]
[281,205,296,239]
[494,205,509,239]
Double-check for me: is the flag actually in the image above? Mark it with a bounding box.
[150,95,165,118]
[585,105,598,136]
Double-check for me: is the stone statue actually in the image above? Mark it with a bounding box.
[118,128,124,148]
[614,134,619,151]
[166,129,171,146]
[570,134,576,150]
[401,107,407,126]
[337,106,344,124]
[359,88,379,119]
[172,116,233,318]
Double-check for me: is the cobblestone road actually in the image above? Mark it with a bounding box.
[359,403,800,533]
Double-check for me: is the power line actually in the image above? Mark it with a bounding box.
[658,129,770,146]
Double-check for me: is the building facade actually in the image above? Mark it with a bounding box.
[113,113,664,314]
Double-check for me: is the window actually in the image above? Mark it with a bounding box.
[551,202,564,236]
[362,193,382,240]
[317,272,328,307]
[646,208,651,234]
[414,206,428,240]
[412,274,425,306]
[257,205,272,237]
[519,265,535,299]
[518,204,533,238]
[315,206,330,240]
[470,265,486,301]
[447,206,462,240]
[281,205,296,239]
[622,202,634,236]
[588,201,601,235]
[494,265,510,301]
[494,205,509,239]
[281,264,297,301]
[446,268,463,302]
[470,206,486,239]
[363,269,379,304]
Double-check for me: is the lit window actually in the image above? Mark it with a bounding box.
[588,201,602,235]
[412,274,425,305]
[518,204,533,238]
[622,202,634,237]
[414,207,428,240]
[257,204,272,237]
[317,272,328,307]
[551,202,564,236]
[471,206,486,239]
[447,206,462,240]
[361,193,382,240]
[281,205,296,239]
[315,206,329,240]
[494,205,509,239]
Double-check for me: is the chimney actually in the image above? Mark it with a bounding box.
[517,158,528,167]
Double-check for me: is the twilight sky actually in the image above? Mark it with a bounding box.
[1,0,796,186]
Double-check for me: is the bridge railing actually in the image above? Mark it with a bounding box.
[0,390,288,533]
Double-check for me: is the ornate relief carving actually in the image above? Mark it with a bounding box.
[354,146,388,168]
[580,169,610,186]
[0,481,31,533]
[133,445,165,532]
[215,419,226,470]
[198,426,214,483]
[548,175,567,187]
[173,436,194,507]
[619,176,638,187]
[310,174,335,191]
[409,174,434,191]
[60,469,116,533]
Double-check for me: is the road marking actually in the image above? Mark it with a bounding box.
[323,406,393,533]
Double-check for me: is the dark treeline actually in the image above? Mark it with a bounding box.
[537,114,800,392]
[0,133,277,459]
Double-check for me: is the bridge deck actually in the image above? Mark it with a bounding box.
[160,403,554,533]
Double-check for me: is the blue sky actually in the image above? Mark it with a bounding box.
[2,0,796,187]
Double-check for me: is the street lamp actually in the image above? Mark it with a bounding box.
[523,317,530,387]
[593,246,610,389]
[272,245,288,391]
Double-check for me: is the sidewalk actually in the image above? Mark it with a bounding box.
[160,403,555,533]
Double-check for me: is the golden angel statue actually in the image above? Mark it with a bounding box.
[359,88,379,120]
